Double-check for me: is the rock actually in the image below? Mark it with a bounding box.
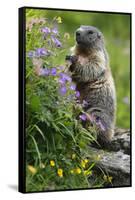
[89,128,131,187]
[110,128,130,154]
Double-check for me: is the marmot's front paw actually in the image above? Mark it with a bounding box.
[65,55,78,64]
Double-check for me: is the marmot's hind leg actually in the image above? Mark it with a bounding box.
[87,110,114,147]
[97,128,114,148]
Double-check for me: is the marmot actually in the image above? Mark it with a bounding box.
[66,25,116,146]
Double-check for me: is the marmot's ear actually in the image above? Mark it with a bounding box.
[97,32,101,38]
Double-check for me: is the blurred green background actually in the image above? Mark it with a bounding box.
[26,8,130,128]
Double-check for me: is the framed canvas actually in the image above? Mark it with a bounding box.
[19,7,132,193]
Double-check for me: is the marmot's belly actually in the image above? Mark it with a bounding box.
[77,81,115,113]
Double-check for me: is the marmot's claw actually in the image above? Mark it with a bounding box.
[72,55,78,63]
[65,55,78,63]
[65,55,71,61]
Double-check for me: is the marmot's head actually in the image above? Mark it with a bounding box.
[75,25,104,50]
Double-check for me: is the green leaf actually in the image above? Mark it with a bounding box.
[30,95,40,112]
[34,125,45,141]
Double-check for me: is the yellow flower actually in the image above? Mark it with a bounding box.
[50,160,55,167]
[84,170,92,176]
[108,176,113,183]
[81,159,89,168]
[81,160,86,168]
[75,167,81,174]
[103,175,113,182]
[71,153,76,159]
[56,16,62,23]
[84,159,89,164]
[57,168,63,177]
[28,165,37,174]
[70,169,74,174]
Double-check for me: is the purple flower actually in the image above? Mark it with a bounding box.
[39,68,50,76]
[95,117,106,131]
[64,75,72,82]
[51,68,57,76]
[79,114,87,121]
[58,78,66,85]
[59,73,72,83]
[70,84,76,90]
[51,35,62,47]
[52,27,58,35]
[59,86,67,95]
[28,51,34,58]
[75,91,80,98]
[35,48,48,57]
[59,72,72,82]
[41,27,51,34]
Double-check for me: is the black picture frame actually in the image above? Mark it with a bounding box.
[19,6,132,193]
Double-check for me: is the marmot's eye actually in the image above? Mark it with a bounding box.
[88,30,94,34]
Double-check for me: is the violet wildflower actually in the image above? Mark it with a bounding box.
[58,78,66,85]
[39,68,50,76]
[51,35,62,47]
[70,84,76,90]
[35,48,48,57]
[75,91,80,98]
[51,68,57,76]
[64,74,72,82]
[95,117,106,131]
[41,27,51,34]
[52,27,58,35]
[59,73,65,78]
[59,73,72,83]
[59,86,67,95]
[79,114,87,121]
[28,51,34,58]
